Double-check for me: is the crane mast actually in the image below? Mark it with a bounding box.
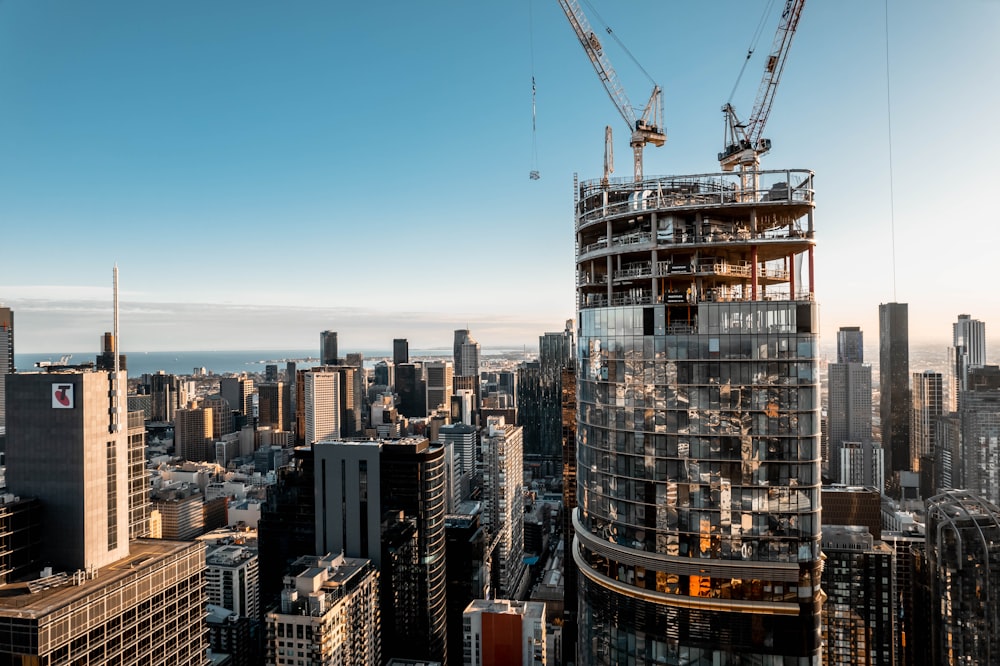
[719,0,806,173]
[556,0,665,182]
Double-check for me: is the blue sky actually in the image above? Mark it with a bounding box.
[1,1,998,353]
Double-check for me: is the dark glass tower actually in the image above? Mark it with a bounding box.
[320,329,338,365]
[879,303,910,473]
[258,447,316,607]
[573,169,823,663]
[381,439,448,664]
[393,338,409,365]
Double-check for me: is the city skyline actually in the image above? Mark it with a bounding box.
[2,2,999,350]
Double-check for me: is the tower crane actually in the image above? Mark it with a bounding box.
[718,0,806,173]
[556,0,665,182]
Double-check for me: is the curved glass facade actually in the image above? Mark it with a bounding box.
[573,171,823,664]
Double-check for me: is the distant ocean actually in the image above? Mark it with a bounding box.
[13,347,521,377]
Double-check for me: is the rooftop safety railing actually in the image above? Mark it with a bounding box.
[576,169,814,229]
[578,286,814,310]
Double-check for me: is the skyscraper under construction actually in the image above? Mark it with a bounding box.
[573,169,823,663]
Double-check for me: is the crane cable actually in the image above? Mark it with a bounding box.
[884,0,897,299]
[529,0,541,180]
[726,0,778,106]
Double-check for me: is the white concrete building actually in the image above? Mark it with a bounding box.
[304,369,340,444]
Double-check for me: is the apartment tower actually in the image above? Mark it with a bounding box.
[573,168,823,662]
[481,416,526,600]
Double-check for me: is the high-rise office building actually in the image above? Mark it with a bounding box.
[374,359,395,389]
[6,368,131,570]
[539,324,573,459]
[202,393,234,438]
[439,422,477,502]
[921,490,1000,663]
[482,416,526,600]
[314,440,382,563]
[146,371,182,422]
[453,373,480,426]
[838,441,885,490]
[220,375,254,420]
[381,438,449,664]
[820,525,895,665]
[330,365,364,437]
[313,437,448,664]
[573,169,822,663]
[454,329,481,378]
[950,313,986,412]
[911,370,943,495]
[258,446,316,603]
[960,365,1000,505]
[0,305,12,431]
[303,368,340,444]
[935,413,962,490]
[836,325,864,364]
[827,326,873,483]
[425,360,454,414]
[320,329,339,365]
[396,362,426,418]
[520,324,575,462]
[3,340,206,664]
[264,363,278,382]
[393,338,409,365]
[879,302,910,474]
[174,403,214,462]
[258,381,290,432]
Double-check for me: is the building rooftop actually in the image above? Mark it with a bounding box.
[464,598,546,620]
[206,544,256,567]
[0,539,202,617]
